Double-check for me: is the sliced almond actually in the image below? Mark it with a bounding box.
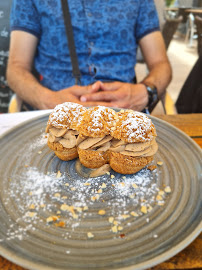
[48,133,61,143]
[64,130,79,137]
[76,135,86,146]
[96,141,111,152]
[111,139,125,147]
[59,136,76,148]
[143,141,158,157]
[91,135,112,148]
[120,146,151,157]
[90,164,111,178]
[78,137,104,150]
[125,140,154,152]
[49,127,67,137]
[110,145,126,152]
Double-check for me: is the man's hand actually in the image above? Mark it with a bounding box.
[44,83,120,109]
[80,81,149,111]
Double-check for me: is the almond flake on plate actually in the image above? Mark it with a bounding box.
[165,186,171,193]
[87,232,94,238]
[157,161,163,166]
[98,210,106,215]
[141,206,147,214]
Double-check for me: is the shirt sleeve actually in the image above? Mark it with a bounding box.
[135,0,160,41]
[10,0,41,38]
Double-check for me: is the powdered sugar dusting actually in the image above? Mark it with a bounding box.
[90,106,115,132]
[88,106,105,133]
[113,111,156,143]
[48,102,85,128]
[2,151,168,242]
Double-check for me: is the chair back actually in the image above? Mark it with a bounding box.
[162,16,183,49]
[195,16,202,55]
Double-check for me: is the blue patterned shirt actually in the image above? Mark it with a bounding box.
[10,0,159,91]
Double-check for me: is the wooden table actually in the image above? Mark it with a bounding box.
[0,112,201,270]
[185,8,202,17]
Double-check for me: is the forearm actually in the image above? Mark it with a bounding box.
[139,31,172,99]
[141,59,172,99]
[7,64,56,110]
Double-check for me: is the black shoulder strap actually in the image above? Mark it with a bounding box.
[61,0,81,85]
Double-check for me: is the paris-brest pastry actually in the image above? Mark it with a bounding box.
[46,102,86,161]
[109,110,158,174]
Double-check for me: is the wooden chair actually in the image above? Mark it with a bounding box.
[162,16,183,49]
[195,15,202,55]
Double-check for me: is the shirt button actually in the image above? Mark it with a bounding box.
[87,12,92,17]
[90,41,94,46]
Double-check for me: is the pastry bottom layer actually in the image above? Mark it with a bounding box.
[109,151,153,174]
[78,148,109,169]
[48,141,78,161]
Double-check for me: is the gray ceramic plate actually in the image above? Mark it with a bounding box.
[0,113,201,270]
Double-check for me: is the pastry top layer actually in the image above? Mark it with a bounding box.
[77,106,117,137]
[47,102,86,130]
[111,110,157,143]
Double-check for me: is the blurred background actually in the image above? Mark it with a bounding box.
[0,0,201,114]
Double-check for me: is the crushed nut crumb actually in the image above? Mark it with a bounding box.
[121,214,130,220]
[29,204,35,210]
[54,193,61,198]
[101,183,106,189]
[118,226,123,231]
[27,212,37,218]
[147,165,157,171]
[55,221,65,227]
[165,186,171,193]
[132,183,138,189]
[111,226,118,233]
[57,171,62,178]
[109,217,114,223]
[158,190,165,196]
[156,195,163,201]
[157,161,163,166]
[141,206,147,214]
[130,211,138,217]
[98,210,106,215]
[87,232,94,238]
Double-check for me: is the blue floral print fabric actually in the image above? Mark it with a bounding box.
[10,0,160,90]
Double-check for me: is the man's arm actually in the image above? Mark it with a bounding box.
[6,31,99,109]
[139,31,172,99]
[7,31,55,109]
